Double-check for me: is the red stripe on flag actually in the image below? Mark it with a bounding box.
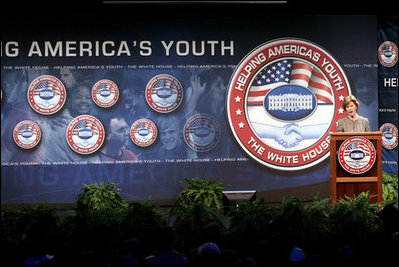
[309,80,333,94]
[315,94,333,104]
[311,70,325,80]
[247,101,264,105]
[292,62,313,72]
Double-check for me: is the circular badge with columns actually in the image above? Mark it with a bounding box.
[227,38,351,171]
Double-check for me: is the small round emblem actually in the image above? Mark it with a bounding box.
[380,123,398,150]
[13,120,41,149]
[27,75,66,115]
[184,113,221,152]
[66,115,105,155]
[130,119,158,147]
[378,41,398,67]
[145,74,183,113]
[92,79,120,108]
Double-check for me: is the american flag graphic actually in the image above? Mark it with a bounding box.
[134,122,153,133]
[344,142,371,156]
[18,124,37,136]
[96,83,115,94]
[33,81,61,95]
[151,80,178,94]
[247,59,333,106]
[72,121,99,136]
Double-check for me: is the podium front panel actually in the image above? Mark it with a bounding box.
[336,182,379,203]
[330,132,382,204]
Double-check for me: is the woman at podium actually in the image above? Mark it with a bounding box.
[337,95,370,132]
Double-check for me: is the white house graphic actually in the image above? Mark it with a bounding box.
[268,93,313,112]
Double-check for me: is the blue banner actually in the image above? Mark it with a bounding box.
[378,16,398,175]
[1,15,381,204]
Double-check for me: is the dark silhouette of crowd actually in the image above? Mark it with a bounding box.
[1,202,398,267]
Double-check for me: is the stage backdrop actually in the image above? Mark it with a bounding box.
[378,17,398,175]
[1,15,383,205]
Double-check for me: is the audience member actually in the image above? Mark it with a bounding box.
[144,226,187,266]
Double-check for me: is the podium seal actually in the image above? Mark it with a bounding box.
[13,120,41,149]
[227,38,351,171]
[338,136,376,175]
[66,115,105,155]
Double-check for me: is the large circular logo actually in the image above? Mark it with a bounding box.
[378,41,398,68]
[13,120,41,149]
[66,115,105,155]
[145,74,183,113]
[338,136,376,175]
[380,123,398,150]
[27,75,66,115]
[92,79,119,108]
[184,113,221,152]
[130,119,158,147]
[227,38,351,171]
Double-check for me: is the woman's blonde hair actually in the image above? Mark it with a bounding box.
[342,95,359,110]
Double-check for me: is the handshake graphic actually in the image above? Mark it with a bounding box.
[277,123,303,148]
[252,122,327,149]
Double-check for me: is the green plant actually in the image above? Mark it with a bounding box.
[1,204,63,249]
[271,196,308,239]
[330,192,382,242]
[301,198,333,244]
[74,182,128,227]
[382,171,398,206]
[121,201,166,242]
[228,197,332,247]
[170,178,226,248]
[228,200,278,241]
[172,178,226,215]
[1,208,24,240]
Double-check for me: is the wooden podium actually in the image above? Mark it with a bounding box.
[330,132,382,204]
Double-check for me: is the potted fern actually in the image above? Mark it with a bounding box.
[170,178,226,248]
[73,182,129,248]
[228,199,278,242]
[74,182,128,226]
[120,201,166,250]
[173,178,225,211]
[382,172,398,206]
[330,192,382,242]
